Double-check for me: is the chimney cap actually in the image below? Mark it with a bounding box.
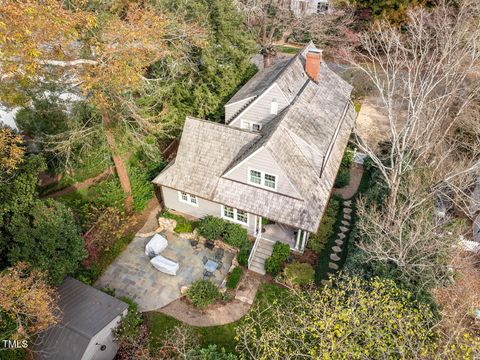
[307,48,322,55]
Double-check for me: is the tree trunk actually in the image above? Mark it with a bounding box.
[102,110,133,213]
[263,53,271,68]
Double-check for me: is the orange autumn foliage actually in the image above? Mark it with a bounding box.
[0,263,61,339]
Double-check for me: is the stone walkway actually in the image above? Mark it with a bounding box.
[322,200,353,286]
[334,164,364,200]
[158,271,261,326]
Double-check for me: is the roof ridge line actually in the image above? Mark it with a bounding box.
[185,116,261,137]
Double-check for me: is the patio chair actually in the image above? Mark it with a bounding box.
[203,269,213,278]
[202,256,208,264]
[205,240,215,250]
[214,248,224,261]
[216,261,223,270]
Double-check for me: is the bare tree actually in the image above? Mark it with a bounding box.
[350,0,480,215]
[234,0,297,67]
[347,0,480,290]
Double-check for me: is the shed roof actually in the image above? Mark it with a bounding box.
[34,277,128,360]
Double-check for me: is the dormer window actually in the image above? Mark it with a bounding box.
[249,169,277,191]
[241,120,261,132]
[270,99,278,115]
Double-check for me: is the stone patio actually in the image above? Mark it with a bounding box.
[95,231,234,311]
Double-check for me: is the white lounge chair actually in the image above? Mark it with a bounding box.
[150,255,179,276]
[145,233,168,257]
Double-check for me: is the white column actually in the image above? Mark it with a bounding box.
[300,231,308,252]
[295,230,302,250]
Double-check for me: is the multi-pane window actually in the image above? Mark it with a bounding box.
[178,191,198,206]
[264,174,276,189]
[248,169,277,191]
[250,170,261,184]
[223,206,234,219]
[222,206,248,225]
[236,210,248,224]
[241,121,261,132]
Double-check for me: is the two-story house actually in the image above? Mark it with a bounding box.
[153,42,356,274]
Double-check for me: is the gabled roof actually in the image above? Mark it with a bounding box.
[153,44,355,233]
[154,118,261,200]
[34,277,128,360]
[226,42,317,108]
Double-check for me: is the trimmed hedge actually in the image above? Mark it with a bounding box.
[187,280,221,308]
[226,267,243,289]
[197,216,250,250]
[265,242,291,276]
[197,215,227,240]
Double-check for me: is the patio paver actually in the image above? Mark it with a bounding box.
[95,231,234,311]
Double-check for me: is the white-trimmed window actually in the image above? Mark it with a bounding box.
[248,169,277,191]
[178,191,198,206]
[270,99,278,115]
[241,120,262,132]
[250,170,261,185]
[222,206,248,225]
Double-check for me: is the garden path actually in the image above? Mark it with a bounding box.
[43,167,114,198]
[158,271,261,327]
[334,164,364,200]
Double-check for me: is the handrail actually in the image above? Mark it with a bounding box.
[248,231,262,269]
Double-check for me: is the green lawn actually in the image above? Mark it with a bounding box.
[274,45,301,54]
[146,283,288,354]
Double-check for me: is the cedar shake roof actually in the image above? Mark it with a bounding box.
[153,43,355,233]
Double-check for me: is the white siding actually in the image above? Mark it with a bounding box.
[162,186,256,235]
[229,84,289,129]
[82,309,127,360]
[225,98,252,124]
[223,147,301,198]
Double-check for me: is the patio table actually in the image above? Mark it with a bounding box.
[204,259,218,273]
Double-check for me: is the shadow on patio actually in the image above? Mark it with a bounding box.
[95,231,234,311]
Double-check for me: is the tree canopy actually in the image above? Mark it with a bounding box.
[0,154,86,284]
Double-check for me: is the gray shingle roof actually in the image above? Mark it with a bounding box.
[154,118,261,199]
[226,41,317,107]
[153,45,355,233]
[34,277,128,360]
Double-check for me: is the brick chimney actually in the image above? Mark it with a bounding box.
[305,49,322,82]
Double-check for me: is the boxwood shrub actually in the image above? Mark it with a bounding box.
[237,245,251,266]
[223,222,248,248]
[265,242,291,276]
[186,280,221,308]
[197,215,227,240]
[226,267,243,289]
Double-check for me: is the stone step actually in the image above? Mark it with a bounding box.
[330,253,340,261]
[335,239,344,246]
[343,214,352,221]
[343,207,352,214]
[339,226,349,233]
[329,262,339,270]
[344,200,352,207]
[341,220,350,227]
[338,233,346,239]
[332,246,342,253]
